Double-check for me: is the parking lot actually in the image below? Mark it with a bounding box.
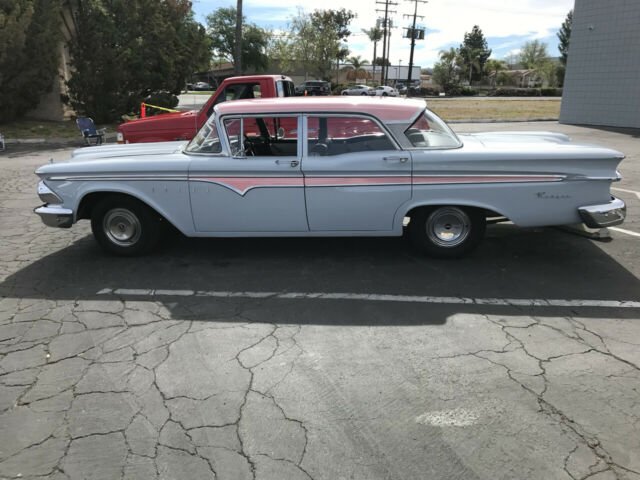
[1,121,639,479]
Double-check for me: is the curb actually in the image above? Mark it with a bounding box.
[4,133,118,146]
[448,118,559,124]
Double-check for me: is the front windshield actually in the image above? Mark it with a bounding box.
[185,115,222,154]
[404,109,462,148]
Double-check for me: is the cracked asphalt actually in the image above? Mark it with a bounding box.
[0,121,639,480]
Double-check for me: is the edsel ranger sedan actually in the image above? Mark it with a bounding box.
[34,97,626,257]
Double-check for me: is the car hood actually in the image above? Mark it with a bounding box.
[69,141,187,161]
[117,110,198,132]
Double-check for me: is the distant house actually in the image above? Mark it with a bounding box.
[488,69,538,88]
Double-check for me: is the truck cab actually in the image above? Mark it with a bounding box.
[117,75,295,144]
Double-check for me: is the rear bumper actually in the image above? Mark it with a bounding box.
[578,196,626,228]
[34,205,74,228]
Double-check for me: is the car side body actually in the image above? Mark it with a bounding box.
[35,96,626,256]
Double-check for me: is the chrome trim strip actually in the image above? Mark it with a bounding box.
[48,175,189,181]
[37,181,63,203]
[578,196,626,228]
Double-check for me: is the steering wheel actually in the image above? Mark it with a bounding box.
[243,134,255,156]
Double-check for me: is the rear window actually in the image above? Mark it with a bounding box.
[276,80,295,97]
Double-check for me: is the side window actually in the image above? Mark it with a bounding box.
[307,116,395,156]
[224,117,299,157]
[185,119,222,154]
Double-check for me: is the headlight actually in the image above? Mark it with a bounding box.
[38,181,62,204]
[117,131,124,143]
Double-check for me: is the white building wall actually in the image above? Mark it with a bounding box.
[559,0,640,128]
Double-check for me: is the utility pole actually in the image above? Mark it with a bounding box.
[376,0,397,85]
[234,0,243,75]
[403,0,426,86]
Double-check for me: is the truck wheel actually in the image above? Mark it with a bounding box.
[91,196,160,256]
[409,206,485,258]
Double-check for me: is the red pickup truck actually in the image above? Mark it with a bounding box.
[117,75,296,144]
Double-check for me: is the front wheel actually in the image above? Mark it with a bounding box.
[91,196,160,256]
[409,206,485,258]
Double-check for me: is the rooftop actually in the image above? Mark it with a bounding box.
[214,96,427,123]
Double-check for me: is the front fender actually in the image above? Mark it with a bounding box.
[58,180,195,235]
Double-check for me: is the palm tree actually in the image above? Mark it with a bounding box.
[362,27,383,83]
[343,55,370,83]
[485,59,506,87]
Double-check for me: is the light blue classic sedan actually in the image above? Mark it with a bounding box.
[35,97,626,257]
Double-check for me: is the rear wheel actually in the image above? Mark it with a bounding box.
[409,206,485,258]
[91,196,160,256]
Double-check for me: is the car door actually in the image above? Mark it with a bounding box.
[188,115,308,233]
[302,115,411,231]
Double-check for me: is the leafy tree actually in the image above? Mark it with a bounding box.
[206,7,270,73]
[557,10,572,66]
[362,26,382,81]
[67,0,210,122]
[0,0,63,122]
[459,25,491,82]
[432,47,461,91]
[518,40,558,86]
[277,8,355,81]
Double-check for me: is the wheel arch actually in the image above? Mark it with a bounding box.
[398,200,508,228]
[76,189,187,234]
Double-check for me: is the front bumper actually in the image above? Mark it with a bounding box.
[578,196,626,228]
[34,205,74,228]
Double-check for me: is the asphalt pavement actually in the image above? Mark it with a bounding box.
[0,121,639,480]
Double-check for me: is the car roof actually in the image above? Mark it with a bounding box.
[215,96,426,123]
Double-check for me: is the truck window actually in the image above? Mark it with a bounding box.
[276,80,295,97]
[208,83,261,116]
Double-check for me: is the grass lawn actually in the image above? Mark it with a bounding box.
[0,120,117,139]
[427,98,561,121]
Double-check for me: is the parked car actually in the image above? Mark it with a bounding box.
[342,85,373,96]
[295,81,331,96]
[372,85,398,97]
[189,81,213,91]
[117,75,295,144]
[35,96,626,257]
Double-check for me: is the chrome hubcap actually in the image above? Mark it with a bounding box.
[103,208,141,246]
[426,207,471,247]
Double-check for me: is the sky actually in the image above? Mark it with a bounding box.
[191,0,574,68]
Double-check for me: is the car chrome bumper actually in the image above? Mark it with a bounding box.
[578,196,626,228]
[34,205,74,228]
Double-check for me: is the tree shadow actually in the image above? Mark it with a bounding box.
[1,224,639,325]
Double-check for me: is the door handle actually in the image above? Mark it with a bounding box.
[275,159,300,167]
[383,156,409,163]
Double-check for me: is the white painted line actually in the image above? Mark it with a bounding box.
[416,408,480,427]
[611,187,640,200]
[96,288,640,308]
[609,226,640,238]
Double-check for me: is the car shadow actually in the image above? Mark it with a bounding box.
[1,224,639,325]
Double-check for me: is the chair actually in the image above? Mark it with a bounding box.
[76,118,106,146]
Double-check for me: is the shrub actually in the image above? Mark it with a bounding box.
[331,84,350,95]
[410,86,441,97]
[444,85,478,96]
[142,92,179,117]
[488,88,541,97]
[540,87,562,96]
